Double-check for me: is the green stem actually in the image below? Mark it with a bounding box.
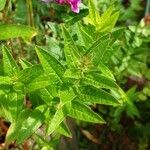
[3,0,11,23]
[26,0,34,27]
[145,0,150,17]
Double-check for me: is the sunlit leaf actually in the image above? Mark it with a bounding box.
[0,24,37,41]
[65,101,105,123]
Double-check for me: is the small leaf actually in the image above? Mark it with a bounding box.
[81,73,118,90]
[79,85,119,106]
[97,6,119,32]
[6,109,45,144]
[85,34,109,55]
[59,88,76,104]
[37,88,54,105]
[63,69,81,80]
[56,122,72,138]
[65,101,105,123]
[7,92,24,121]
[35,47,65,82]
[2,46,19,76]
[61,25,80,68]
[18,65,43,84]
[47,108,66,135]
[19,59,32,69]
[76,23,93,48]
[26,80,50,93]
[98,62,115,80]
[87,0,100,26]
[0,94,12,122]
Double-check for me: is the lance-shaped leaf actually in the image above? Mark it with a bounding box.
[2,46,19,76]
[18,65,44,84]
[19,65,52,92]
[87,0,100,26]
[56,122,72,137]
[61,25,80,68]
[0,24,37,41]
[81,73,118,90]
[19,59,32,69]
[97,6,119,32]
[37,88,54,105]
[35,47,65,82]
[59,88,76,104]
[7,92,24,121]
[46,88,76,135]
[26,74,51,93]
[76,23,93,48]
[47,108,66,135]
[85,34,109,55]
[79,86,119,106]
[98,62,115,80]
[63,69,81,80]
[65,101,105,123]
[92,39,110,66]
[6,109,45,144]
[0,94,13,122]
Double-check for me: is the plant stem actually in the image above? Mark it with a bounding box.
[26,0,34,27]
[145,0,150,17]
[2,0,11,23]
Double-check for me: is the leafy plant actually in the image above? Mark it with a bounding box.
[0,0,150,149]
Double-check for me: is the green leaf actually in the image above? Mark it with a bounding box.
[98,62,115,80]
[0,0,6,11]
[59,88,76,104]
[97,6,119,32]
[65,101,105,123]
[86,2,119,33]
[111,27,125,40]
[0,91,24,122]
[92,39,110,65]
[56,122,71,137]
[0,94,12,122]
[76,23,93,48]
[7,92,24,121]
[6,109,45,144]
[79,86,119,106]
[87,0,100,26]
[2,46,19,76]
[61,25,80,68]
[66,9,88,25]
[0,24,37,41]
[35,47,65,82]
[81,73,118,90]
[18,65,43,84]
[26,79,50,92]
[37,88,54,105]
[63,69,81,80]
[0,76,13,85]
[19,65,52,92]
[19,59,32,69]
[47,108,66,135]
[85,34,109,55]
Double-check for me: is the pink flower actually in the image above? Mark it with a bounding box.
[41,0,80,13]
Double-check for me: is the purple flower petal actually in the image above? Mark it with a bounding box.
[41,0,80,13]
[67,0,80,13]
